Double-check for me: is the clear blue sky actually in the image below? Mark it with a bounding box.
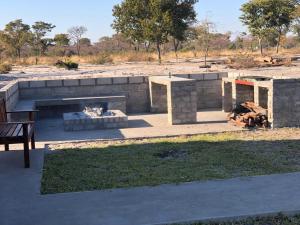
[0,0,248,42]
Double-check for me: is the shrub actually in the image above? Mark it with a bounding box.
[90,53,113,65]
[126,52,155,62]
[55,60,78,70]
[227,55,258,69]
[0,63,12,74]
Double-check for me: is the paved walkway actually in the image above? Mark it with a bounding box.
[2,150,300,225]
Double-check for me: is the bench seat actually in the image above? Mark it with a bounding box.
[0,98,36,168]
[0,123,34,143]
[15,96,127,119]
[35,96,126,108]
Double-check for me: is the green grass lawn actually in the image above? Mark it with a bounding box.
[179,213,300,225]
[41,131,300,194]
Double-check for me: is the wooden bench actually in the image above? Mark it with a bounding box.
[0,99,37,168]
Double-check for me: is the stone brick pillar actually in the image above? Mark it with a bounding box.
[254,85,260,106]
[149,82,167,113]
[222,81,233,112]
[167,80,197,125]
[149,76,197,125]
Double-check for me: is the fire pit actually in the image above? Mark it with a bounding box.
[63,107,128,131]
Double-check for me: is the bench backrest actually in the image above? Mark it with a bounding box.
[0,99,7,123]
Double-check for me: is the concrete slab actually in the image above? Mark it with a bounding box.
[0,110,242,151]
[150,75,195,86]
[35,110,242,143]
[2,149,300,225]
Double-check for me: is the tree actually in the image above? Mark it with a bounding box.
[241,0,299,55]
[112,0,198,63]
[40,38,54,55]
[264,0,299,53]
[53,34,70,56]
[167,0,198,59]
[79,38,91,46]
[96,34,138,52]
[54,34,70,46]
[32,21,55,55]
[0,19,31,59]
[240,0,272,55]
[0,41,5,63]
[32,21,55,58]
[194,19,215,67]
[68,26,87,56]
[292,5,300,39]
[112,0,146,51]
[141,0,173,63]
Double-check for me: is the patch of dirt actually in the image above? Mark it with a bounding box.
[154,149,188,160]
[48,128,300,151]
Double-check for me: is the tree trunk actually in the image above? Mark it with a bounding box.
[76,41,80,56]
[145,42,151,52]
[258,38,263,56]
[17,48,21,59]
[276,34,281,54]
[204,45,209,68]
[156,41,161,64]
[173,38,180,61]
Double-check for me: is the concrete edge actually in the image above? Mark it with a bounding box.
[45,128,248,151]
[152,210,300,225]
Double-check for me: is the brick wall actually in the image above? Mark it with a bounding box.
[11,72,227,114]
[18,76,150,113]
[271,79,300,128]
[0,81,19,111]
[174,72,227,109]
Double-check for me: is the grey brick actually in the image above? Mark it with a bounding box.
[129,76,144,84]
[204,73,219,80]
[174,74,190,79]
[97,78,112,85]
[47,80,63,87]
[113,77,128,84]
[190,74,204,80]
[18,81,29,89]
[64,79,80,86]
[30,81,46,88]
[80,79,96,86]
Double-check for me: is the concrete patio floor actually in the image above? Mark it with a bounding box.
[0,110,243,151]
[2,150,300,225]
[35,110,242,143]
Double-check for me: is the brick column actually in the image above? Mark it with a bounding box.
[222,81,233,112]
[167,80,197,125]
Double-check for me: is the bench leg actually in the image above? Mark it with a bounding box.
[31,133,35,150]
[24,141,30,168]
[5,144,9,151]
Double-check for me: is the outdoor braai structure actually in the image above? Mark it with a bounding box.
[222,76,300,128]
[149,76,197,125]
[63,108,128,131]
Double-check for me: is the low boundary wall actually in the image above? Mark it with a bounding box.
[0,81,19,111]
[0,72,227,115]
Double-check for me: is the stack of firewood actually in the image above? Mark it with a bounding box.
[228,102,269,128]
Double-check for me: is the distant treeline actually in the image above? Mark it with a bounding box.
[0,0,299,64]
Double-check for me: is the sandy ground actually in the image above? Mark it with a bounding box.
[1,56,300,88]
